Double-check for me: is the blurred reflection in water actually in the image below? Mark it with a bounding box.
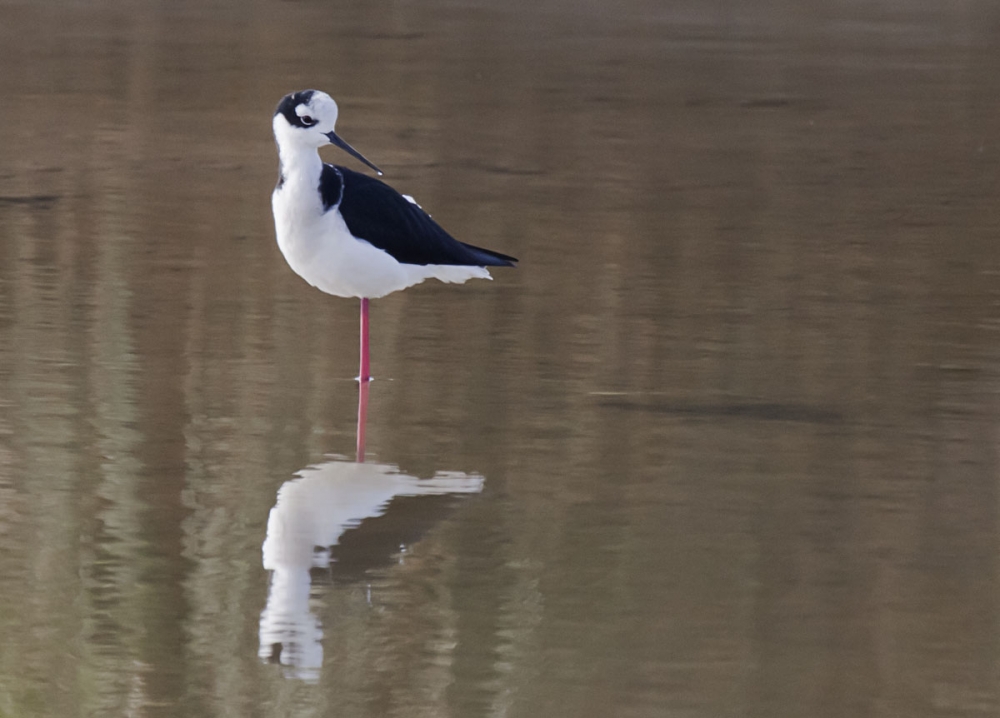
[259,456,483,682]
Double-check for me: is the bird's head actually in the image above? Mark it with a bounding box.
[273,89,382,174]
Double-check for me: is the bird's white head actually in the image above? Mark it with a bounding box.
[273,89,382,174]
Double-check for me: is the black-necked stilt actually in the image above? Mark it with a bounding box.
[260,455,483,679]
[271,89,517,382]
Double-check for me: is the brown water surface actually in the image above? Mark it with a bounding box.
[2,1,1000,716]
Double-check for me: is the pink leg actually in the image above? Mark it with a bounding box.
[359,297,371,383]
[356,378,369,462]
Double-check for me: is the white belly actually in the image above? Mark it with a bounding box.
[272,188,490,299]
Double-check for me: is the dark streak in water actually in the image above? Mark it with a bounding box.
[0,195,60,207]
[600,399,844,424]
[741,97,792,108]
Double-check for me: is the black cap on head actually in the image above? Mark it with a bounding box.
[275,90,317,128]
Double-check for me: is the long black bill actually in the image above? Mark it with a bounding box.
[325,131,383,175]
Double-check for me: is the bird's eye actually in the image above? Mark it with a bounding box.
[300,115,316,126]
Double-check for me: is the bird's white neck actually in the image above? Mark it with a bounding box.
[277,141,323,181]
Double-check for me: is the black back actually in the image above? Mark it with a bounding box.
[328,166,517,267]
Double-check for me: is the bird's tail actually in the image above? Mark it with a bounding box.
[459,241,518,267]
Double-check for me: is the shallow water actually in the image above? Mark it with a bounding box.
[3,1,1000,716]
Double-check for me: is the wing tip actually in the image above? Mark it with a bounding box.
[461,243,518,267]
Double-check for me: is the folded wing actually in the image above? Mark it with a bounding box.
[333,166,517,267]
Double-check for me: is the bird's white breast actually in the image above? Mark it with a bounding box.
[272,160,492,299]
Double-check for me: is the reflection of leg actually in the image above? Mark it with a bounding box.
[356,298,371,459]
[356,378,369,463]
[359,297,371,383]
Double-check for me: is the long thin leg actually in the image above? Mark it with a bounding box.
[356,378,369,462]
[359,297,371,383]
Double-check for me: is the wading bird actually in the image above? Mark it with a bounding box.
[271,89,517,382]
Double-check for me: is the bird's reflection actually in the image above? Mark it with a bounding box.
[259,383,484,681]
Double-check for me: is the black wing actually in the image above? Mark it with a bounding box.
[332,165,516,267]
